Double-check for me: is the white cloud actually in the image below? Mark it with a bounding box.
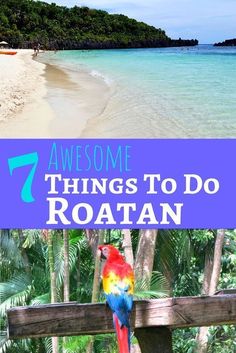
[42,0,236,42]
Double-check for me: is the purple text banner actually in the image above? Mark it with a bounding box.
[0,139,234,229]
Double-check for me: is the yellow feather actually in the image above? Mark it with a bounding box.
[103,272,134,295]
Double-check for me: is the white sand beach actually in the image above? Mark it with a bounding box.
[0,49,111,138]
[0,49,55,137]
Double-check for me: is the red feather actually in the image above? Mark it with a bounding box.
[113,313,130,353]
[99,245,134,279]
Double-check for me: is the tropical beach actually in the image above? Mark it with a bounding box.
[0,0,236,138]
[1,1,236,353]
[1,45,236,138]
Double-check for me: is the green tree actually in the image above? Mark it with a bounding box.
[0,0,198,49]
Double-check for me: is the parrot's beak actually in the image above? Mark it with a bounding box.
[97,248,104,261]
[98,248,107,260]
[97,248,101,257]
[100,252,107,260]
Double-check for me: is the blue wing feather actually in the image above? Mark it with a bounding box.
[105,292,133,328]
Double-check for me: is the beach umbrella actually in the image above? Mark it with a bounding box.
[0,41,8,45]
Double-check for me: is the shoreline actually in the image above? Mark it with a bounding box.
[0,49,112,138]
[1,47,235,138]
[0,49,54,137]
[39,55,112,137]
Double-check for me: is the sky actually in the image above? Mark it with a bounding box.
[43,0,236,43]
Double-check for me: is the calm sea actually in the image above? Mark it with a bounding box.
[40,45,236,137]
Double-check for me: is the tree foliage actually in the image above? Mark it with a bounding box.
[0,229,235,353]
[0,0,198,49]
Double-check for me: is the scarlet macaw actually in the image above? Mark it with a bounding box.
[98,245,134,353]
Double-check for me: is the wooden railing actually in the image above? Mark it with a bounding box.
[7,290,236,353]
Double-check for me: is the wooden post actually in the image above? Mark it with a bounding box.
[135,327,173,353]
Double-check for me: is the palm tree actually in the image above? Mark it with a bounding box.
[63,230,70,302]
[0,230,49,353]
[122,229,134,267]
[135,230,158,287]
[1,229,235,353]
[196,229,225,353]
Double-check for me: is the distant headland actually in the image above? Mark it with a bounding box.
[0,0,198,50]
[214,38,236,46]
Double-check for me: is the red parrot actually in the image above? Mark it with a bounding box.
[98,245,134,353]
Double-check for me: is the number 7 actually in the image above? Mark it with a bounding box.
[8,152,39,203]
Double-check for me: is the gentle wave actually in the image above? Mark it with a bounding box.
[90,69,113,86]
[38,45,236,137]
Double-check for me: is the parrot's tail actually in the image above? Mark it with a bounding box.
[113,313,130,353]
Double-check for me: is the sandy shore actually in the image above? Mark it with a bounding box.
[0,49,111,137]
[0,49,55,137]
[41,59,111,137]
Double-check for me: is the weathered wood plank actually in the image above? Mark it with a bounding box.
[215,289,236,295]
[7,294,236,339]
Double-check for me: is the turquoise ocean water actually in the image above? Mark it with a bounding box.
[41,45,236,137]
